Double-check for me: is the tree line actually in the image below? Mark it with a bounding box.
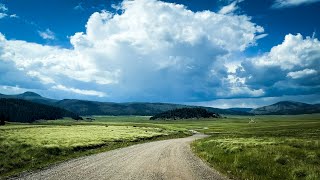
[0,98,82,125]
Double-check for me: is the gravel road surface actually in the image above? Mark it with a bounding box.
[15,134,227,180]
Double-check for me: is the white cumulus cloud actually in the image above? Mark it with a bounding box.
[0,0,265,101]
[235,33,320,97]
[251,34,320,70]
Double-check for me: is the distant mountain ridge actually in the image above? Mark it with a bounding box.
[0,92,251,116]
[251,101,320,115]
[227,108,253,113]
[18,91,42,97]
[1,92,318,116]
[0,91,58,105]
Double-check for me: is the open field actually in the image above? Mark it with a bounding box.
[192,114,320,180]
[1,114,320,179]
[0,121,189,178]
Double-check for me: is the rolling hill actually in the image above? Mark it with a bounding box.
[0,92,252,116]
[55,99,251,116]
[0,98,81,123]
[251,101,320,115]
[227,108,253,113]
[2,92,319,116]
[0,91,57,105]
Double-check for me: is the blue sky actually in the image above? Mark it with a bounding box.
[0,0,319,108]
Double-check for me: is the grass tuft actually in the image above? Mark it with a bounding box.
[292,167,308,178]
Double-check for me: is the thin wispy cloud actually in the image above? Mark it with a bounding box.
[0,3,19,19]
[0,3,8,12]
[219,0,244,14]
[38,29,55,40]
[0,3,7,19]
[52,85,107,97]
[74,2,84,11]
[0,13,7,19]
[9,14,18,18]
[272,0,320,8]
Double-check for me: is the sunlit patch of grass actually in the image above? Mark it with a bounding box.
[2,125,168,147]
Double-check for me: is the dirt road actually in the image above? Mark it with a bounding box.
[15,134,227,180]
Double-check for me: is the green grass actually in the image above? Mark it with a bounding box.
[191,114,320,180]
[1,114,320,179]
[0,120,189,178]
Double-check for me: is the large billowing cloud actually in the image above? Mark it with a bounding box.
[234,34,320,98]
[0,0,265,101]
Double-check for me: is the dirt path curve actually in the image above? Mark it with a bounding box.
[15,134,227,180]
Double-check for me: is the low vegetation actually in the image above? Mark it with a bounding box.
[0,122,188,178]
[192,114,320,180]
[150,107,221,120]
[1,114,319,179]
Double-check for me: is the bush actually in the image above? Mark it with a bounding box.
[150,107,221,120]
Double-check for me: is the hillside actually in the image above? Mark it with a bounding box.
[0,98,81,123]
[2,92,319,116]
[251,101,320,115]
[227,108,253,113]
[0,92,252,116]
[0,91,57,105]
[150,108,221,120]
[55,100,252,116]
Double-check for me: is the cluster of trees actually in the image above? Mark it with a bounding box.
[0,113,7,125]
[0,98,82,123]
[150,107,221,120]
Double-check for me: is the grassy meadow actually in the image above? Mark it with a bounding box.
[1,114,319,179]
[0,119,188,178]
[192,114,320,180]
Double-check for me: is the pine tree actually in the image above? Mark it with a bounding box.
[0,113,5,126]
